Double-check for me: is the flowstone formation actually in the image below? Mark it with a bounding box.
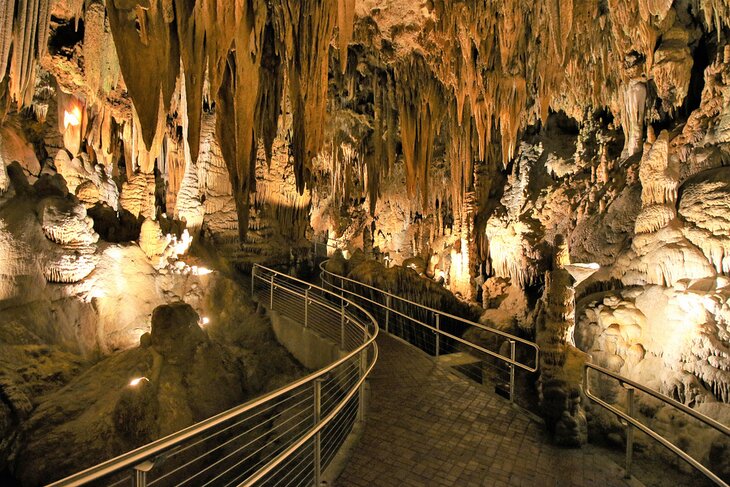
[577,282,730,477]
[2,0,730,482]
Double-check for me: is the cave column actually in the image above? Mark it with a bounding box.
[535,235,589,446]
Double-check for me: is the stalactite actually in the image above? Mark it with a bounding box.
[697,0,730,38]
[547,0,573,65]
[448,101,476,228]
[0,0,15,83]
[106,0,179,151]
[362,69,397,215]
[83,1,120,102]
[278,0,337,194]
[396,54,443,210]
[174,0,207,164]
[256,20,284,167]
[4,0,51,106]
[336,0,355,73]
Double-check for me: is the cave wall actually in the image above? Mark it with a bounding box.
[0,0,729,469]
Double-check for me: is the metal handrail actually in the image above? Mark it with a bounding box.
[319,260,538,354]
[319,259,539,402]
[584,362,730,486]
[48,264,378,487]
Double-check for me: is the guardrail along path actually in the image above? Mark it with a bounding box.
[337,333,634,487]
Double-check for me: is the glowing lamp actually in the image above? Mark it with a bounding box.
[63,106,82,130]
[192,266,213,276]
[200,317,210,326]
[129,377,149,387]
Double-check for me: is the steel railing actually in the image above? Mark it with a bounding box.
[319,260,538,403]
[47,264,378,487]
[584,362,730,486]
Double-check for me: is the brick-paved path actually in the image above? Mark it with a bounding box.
[336,334,634,487]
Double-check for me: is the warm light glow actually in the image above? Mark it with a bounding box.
[63,106,82,130]
[170,229,193,257]
[129,377,149,387]
[200,317,210,326]
[191,266,213,276]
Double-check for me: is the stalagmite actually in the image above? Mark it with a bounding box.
[634,129,678,234]
[680,167,730,274]
[121,173,156,219]
[536,235,589,446]
[36,196,99,283]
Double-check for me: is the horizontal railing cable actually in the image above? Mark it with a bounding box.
[319,259,538,402]
[584,362,730,486]
[47,264,378,487]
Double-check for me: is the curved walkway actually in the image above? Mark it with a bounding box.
[337,334,634,487]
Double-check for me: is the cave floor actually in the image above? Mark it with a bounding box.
[336,334,682,487]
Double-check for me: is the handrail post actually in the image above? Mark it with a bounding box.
[304,287,309,328]
[435,314,440,360]
[251,265,256,295]
[341,302,346,349]
[270,273,275,309]
[509,340,516,404]
[133,461,154,487]
[624,385,635,479]
[385,295,390,334]
[357,350,366,423]
[313,378,324,487]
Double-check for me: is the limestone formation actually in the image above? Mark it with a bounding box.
[139,218,192,269]
[53,151,119,209]
[535,235,590,446]
[2,1,730,483]
[120,173,156,219]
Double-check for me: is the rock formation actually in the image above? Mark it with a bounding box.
[2,0,730,483]
[535,235,589,446]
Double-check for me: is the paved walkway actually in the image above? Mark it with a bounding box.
[336,334,634,487]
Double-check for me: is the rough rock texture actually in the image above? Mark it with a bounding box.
[326,250,479,323]
[680,167,730,274]
[2,0,730,474]
[535,235,590,447]
[577,283,730,473]
[12,300,304,485]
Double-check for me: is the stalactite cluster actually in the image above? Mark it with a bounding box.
[278,0,337,195]
[1,0,51,106]
[1,0,356,243]
[396,54,444,210]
